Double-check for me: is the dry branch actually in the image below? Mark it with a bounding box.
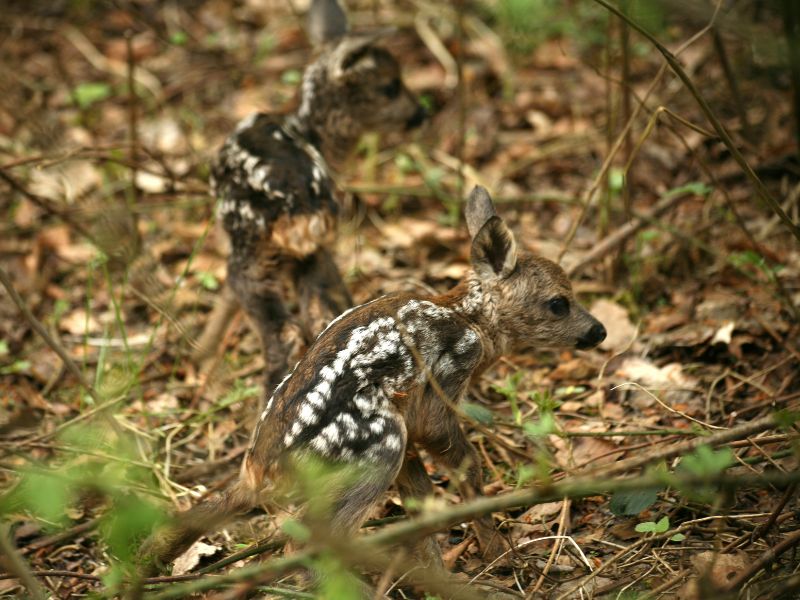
[592,0,800,243]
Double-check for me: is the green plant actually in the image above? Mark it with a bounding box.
[493,371,524,424]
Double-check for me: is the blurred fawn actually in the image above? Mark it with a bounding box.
[141,186,606,571]
[195,0,425,392]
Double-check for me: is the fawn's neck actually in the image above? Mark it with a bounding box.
[440,274,508,367]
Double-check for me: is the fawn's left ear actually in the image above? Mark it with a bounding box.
[467,187,517,279]
[330,27,395,80]
[307,0,349,46]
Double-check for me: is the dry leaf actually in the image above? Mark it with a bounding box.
[172,540,221,575]
[590,299,636,353]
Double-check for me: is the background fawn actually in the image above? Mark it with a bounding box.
[141,186,606,572]
[195,0,425,392]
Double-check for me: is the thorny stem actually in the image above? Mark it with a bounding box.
[592,0,800,244]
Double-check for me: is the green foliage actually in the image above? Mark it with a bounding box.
[609,487,660,516]
[281,69,303,86]
[492,371,523,424]
[522,411,556,438]
[679,445,733,477]
[515,463,536,488]
[462,401,495,425]
[72,81,113,109]
[620,0,665,35]
[281,519,311,543]
[314,553,363,600]
[169,30,188,45]
[0,359,31,375]
[196,270,220,291]
[635,515,669,534]
[0,423,165,578]
[774,409,800,429]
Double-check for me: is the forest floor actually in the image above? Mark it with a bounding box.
[1,1,799,599]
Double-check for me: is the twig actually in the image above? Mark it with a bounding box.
[126,30,140,207]
[0,524,46,600]
[592,0,800,243]
[0,266,123,437]
[558,0,723,261]
[724,528,800,592]
[525,498,571,598]
[19,517,101,556]
[783,0,800,161]
[566,189,699,277]
[748,483,797,545]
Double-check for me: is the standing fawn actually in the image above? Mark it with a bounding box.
[195,0,425,392]
[141,186,606,573]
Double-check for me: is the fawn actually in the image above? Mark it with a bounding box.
[194,0,425,392]
[140,186,606,573]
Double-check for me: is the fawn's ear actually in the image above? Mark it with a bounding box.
[330,28,395,79]
[307,0,349,46]
[467,187,517,279]
[465,186,497,238]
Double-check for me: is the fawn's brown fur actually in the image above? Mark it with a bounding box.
[194,0,424,392]
[140,186,606,574]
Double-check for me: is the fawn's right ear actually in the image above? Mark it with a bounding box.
[307,0,349,46]
[467,186,517,279]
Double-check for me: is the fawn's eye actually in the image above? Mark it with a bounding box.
[380,79,401,99]
[548,296,570,317]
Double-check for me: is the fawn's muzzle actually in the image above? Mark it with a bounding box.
[405,104,428,130]
[576,322,606,350]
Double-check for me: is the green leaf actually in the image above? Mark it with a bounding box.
[654,515,670,533]
[516,463,536,488]
[72,82,113,109]
[281,519,311,542]
[774,409,800,429]
[196,271,219,291]
[0,340,8,356]
[281,69,302,85]
[680,445,733,477]
[169,31,188,45]
[609,487,660,516]
[0,359,30,375]
[523,412,556,438]
[635,521,656,533]
[663,181,712,198]
[462,402,494,425]
[670,533,686,542]
[608,168,625,192]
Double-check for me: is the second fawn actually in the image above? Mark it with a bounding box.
[195,0,425,392]
[141,186,606,572]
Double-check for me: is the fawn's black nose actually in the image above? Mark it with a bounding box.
[405,104,428,130]
[576,322,606,350]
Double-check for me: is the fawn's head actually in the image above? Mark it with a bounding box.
[296,0,425,158]
[465,186,606,352]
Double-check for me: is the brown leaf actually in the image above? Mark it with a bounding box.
[590,299,637,353]
[172,540,221,575]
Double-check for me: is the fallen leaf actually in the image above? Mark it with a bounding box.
[590,299,637,353]
[172,540,221,575]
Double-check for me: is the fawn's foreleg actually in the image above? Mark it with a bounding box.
[420,412,504,560]
[228,265,304,394]
[295,249,353,339]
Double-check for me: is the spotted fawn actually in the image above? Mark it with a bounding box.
[141,186,606,573]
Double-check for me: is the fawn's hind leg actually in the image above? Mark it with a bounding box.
[228,262,304,394]
[395,451,445,568]
[295,249,353,338]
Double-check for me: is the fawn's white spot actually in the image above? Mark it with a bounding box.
[235,113,258,132]
[455,329,479,354]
